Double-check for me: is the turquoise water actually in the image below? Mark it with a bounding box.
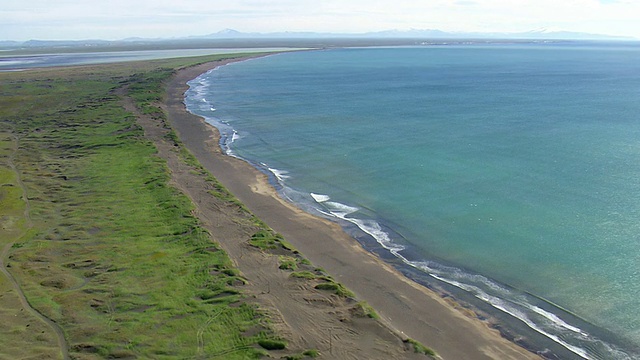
[186,44,640,359]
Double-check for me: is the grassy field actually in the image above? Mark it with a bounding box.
[0,54,288,360]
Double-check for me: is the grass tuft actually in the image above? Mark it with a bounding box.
[290,271,317,279]
[303,349,319,357]
[249,229,284,250]
[314,282,355,298]
[258,338,287,350]
[353,301,380,319]
[405,338,437,357]
[278,256,298,270]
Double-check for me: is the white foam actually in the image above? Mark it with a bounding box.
[324,201,359,217]
[385,254,598,359]
[265,166,290,182]
[429,274,592,359]
[315,208,335,218]
[343,217,405,253]
[231,130,240,143]
[527,305,586,335]
[310,193,330,203]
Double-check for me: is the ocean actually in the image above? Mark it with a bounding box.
[185,43,640,359]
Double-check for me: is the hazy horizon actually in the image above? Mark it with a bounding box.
[2,0,640,42]
[2,28,638,44]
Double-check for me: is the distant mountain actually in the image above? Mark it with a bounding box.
[0,28,635,51]
[196,28,635,41]
[23,39,113,46]
[514,28,632,40]
[0,40,21,47]
[364,29,454,38]
[366,28,634,41]
[189,29,339,39]
[204,29,246,38]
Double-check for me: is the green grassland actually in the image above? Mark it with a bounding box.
[0,54,285,359]
[1,126,64,359]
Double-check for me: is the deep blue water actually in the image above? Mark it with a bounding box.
[185,43,640,359]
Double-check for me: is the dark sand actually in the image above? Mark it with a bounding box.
[163,58,542,360]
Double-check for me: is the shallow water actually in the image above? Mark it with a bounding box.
[0,48,288,71]
[186,43,640,359]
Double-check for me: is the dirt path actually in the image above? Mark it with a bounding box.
[0,133,70,360]
[119,83,429,359]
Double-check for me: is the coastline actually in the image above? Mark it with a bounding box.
[164,58,542,359]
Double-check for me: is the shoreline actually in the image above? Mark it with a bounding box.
[165,57,542,359]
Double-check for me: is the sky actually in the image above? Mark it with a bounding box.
[2,0,640,41]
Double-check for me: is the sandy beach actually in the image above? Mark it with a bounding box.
[163,57,543,360]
